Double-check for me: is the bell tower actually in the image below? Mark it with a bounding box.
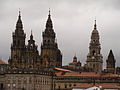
[8,11,26,69]
[40,10,62,68]
[86,20,103,73]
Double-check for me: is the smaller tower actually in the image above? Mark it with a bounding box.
[73,55,77,62]
[69,55,81,67]
[26,31,40,69]
[106,50,116,73]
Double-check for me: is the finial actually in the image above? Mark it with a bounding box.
[73,54,77,62]
[19,8,21,16]
[49,8,51,16]
[31,30,33,35]
[30,29,33,40]
[46,8,53,28]
[16,8,23,28]
[94,19,97,30]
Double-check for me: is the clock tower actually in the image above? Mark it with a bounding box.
[86,20,103,73]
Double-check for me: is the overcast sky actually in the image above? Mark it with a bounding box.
[0,0,120,68]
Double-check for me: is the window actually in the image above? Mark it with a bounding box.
[93,64,95,68]
[65,84,67,88]
[58,86,60,89]
[69,84,71,87]
[73,84,76,86]
[92,50,95,56]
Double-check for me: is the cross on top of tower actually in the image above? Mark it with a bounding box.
[19,8,21,16]
[45,9,53,29]
[94,20,97,30]
[16,9,23,29]
[30,30,33,40]
[49,8,51,16]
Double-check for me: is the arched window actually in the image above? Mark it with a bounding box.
[73,84,76,86]
[65,84,67,88]
[58,86,60,89]
[92,50,95,56]
[93,64,95,68]
[48,40,50,44]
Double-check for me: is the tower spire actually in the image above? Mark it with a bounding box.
[106,49,116,73]
[31,30,32,35]
[108,50,115,60]
[30,30,33,40]
[46,9,53,29]
[19,9,21,17]
[16,10,23,29]
[94,20,97,30]
[49,8,51,16]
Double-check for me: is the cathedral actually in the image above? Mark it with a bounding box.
[0,10,120,90]
[8,11,62,70]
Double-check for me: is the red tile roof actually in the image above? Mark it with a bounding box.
[0,60,8,64]
[73,83,120,89]
[69,62,78,65]
[54,67,72,72]
[55,71,120,77]
[67,65,76,67]
[56,72,100,77]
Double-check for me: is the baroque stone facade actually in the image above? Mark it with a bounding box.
[8,11,40,69]
[8,11,62,70]
[4,11,61,90]
[40,11,62,68]
[0,10,120,90]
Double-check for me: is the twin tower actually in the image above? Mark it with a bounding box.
[8,11,116,73]
[8,11,62,69]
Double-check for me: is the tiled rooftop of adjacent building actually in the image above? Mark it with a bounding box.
[72,83,120,89]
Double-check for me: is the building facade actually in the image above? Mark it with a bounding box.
[6,11,61,90]
[8,11,40,69]
[0,11,120,90]
[54,72,120,90]
[5,69,53,90]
